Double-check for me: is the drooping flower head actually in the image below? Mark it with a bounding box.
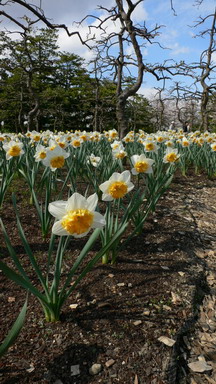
[48,192,105,237]
[99,170,134,201]
[131,154,154,175]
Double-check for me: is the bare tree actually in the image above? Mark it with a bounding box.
[80,1,193,138]
[197,9,216,130]
[0,0,91,46]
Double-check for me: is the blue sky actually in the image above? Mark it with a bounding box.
[1,0,215,98]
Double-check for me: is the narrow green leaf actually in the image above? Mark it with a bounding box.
[0,296,28,357]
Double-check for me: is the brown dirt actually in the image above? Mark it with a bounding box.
[0,171,216,384]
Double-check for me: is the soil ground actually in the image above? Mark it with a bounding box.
[0,170,216,384]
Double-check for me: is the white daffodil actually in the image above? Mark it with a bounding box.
[110,140,123,150]
[181,137,190,147]
[30,130,42,143]
[131,154,154,175]
[210,142,216,152]
[71,136,83,148]
[48,192,105,237]
[0,133,6,143]
[42,146,70,171]
[143,140,158,153]
[3,140,24,160]
[99,170,134,201]
[112,149,127,159]
[87,153,101,167]
[163,147,180,163]
[34,144,48,162]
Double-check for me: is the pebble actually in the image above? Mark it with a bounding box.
[105,359,115,368]
[89,363,102,375]
[70,365,80,376]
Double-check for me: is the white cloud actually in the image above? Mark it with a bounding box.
[170,43,190,56]
[211,52,216,65]
[138,86,159,99]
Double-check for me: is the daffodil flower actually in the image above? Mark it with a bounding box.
[87,154,101,167]
[48,192,105,237]
[131,154,154,175]
[210,142,216,151]
[34,144,47,162]
[163,148,180,163]
[99,170,134,201]
[143,140,158,153]
[42,146,70,171]
[3,140,24,160]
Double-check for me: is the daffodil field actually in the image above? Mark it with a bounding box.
[0,127,216,350]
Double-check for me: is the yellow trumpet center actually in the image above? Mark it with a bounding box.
[39,151,46,159]
[50,156,65,168]
[58,142,66,149]
[134,161,149,173]
[33,135,40,142]
[108,181,128,199]
[165,153,178,162]
[72,140,81,147]
[115,152,126,159]
[157,136,164,143]
[182,141,189,147]
[145,142,154,151]
[8,145,21,157]
[61,209,94,235]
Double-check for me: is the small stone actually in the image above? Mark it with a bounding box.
[53,380,63,384]
[105,359,115,368]
[163,305,172,311]
[133,320,142,326]
[178,272,185,276]
[158,336,176,347]
[142,310,150,316]
[89,363,102,375]
[188,361,212,373]
[70,364,80,376]
[117,283,125,287]
[108,274,114,278]
[69,303,78,309]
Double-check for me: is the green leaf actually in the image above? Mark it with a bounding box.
[0,260,47,302]
[0,296,28,357]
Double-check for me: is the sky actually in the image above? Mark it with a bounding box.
[0,0,215,99]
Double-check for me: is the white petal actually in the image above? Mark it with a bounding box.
[92,212,106,228]
[109,172,121,181]
[127,182,135,192]
[73,229,91,238]
[145,167,153,174]
[131,168,138,175]
[52,221,68,236]
[99,180,111,193]
[87,193,98,211]
[66,192,87,210]
[102,193,114,201]
[131,155,139,165]
[48,201,67,219]
[121,170,131,183]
